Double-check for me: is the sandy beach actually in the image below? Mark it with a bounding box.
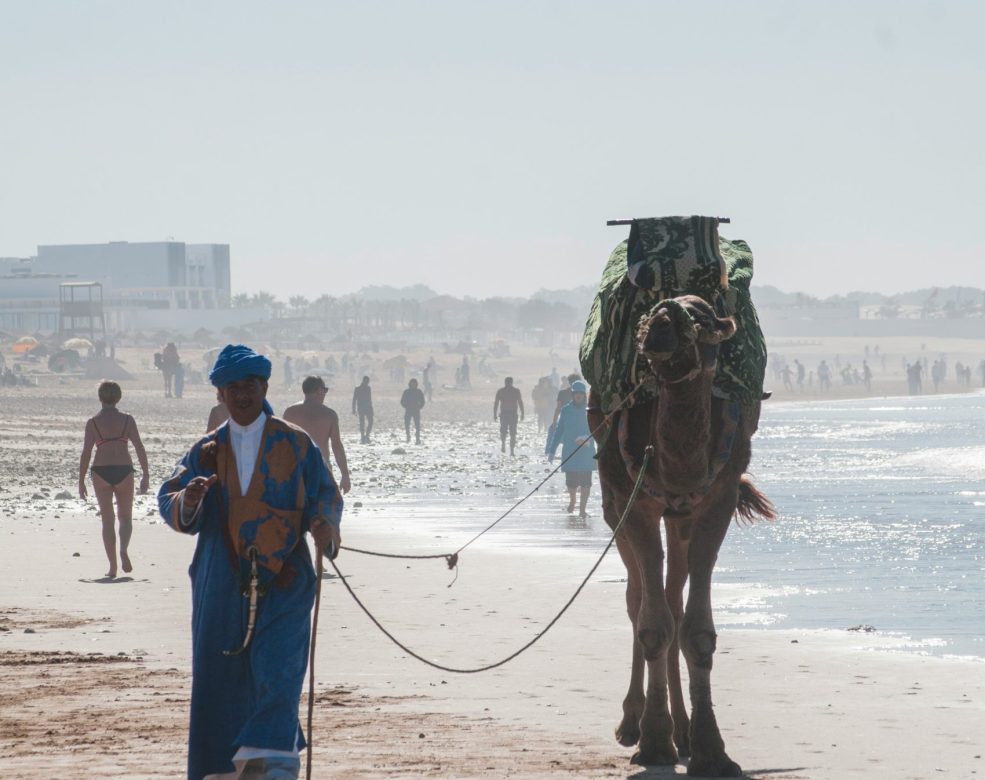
[2,341,984,779]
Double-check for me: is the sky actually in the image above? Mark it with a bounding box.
[1,1,983,300]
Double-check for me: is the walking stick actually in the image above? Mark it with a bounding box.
[306,540,333,780]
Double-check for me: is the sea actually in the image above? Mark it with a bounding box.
[365,390,985,661]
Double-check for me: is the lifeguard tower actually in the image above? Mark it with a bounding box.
[58,282,107,342]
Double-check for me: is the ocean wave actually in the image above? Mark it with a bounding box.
[893,446,985,479]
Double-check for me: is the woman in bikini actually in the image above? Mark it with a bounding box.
[78,381,150,578]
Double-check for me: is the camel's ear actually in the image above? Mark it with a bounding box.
[694,314,737,344]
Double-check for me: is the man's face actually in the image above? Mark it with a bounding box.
[219,377,268,425]
[572,391,587,406]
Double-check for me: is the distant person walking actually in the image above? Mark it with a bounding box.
[552,373,581,426]
[174,361,185,399]
[401,378,426,444]
[78,381,150,578]
[283,355,293,389]
[352,376,374,444]
[780,364,794,392]
[422,362,434,403]
[159,342,180,398]
[284,376,351,493]
[531,376,554,433]
[817,360,831,392]
[458,356,471,390]
[426,356,437,398]
[907,362,923,394]
[493,377,525,455]
[546,380,595,518]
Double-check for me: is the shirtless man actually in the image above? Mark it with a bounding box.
[493,376,524,455]
[283,375,352,493]
[205,389,229,432]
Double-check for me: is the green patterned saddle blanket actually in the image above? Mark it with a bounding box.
[579,216,767,414]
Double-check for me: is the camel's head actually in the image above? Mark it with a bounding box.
[636,295,736,383]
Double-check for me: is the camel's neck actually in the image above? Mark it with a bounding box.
[652,371,715,496]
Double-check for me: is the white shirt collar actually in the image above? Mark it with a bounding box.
[229,412,267,435]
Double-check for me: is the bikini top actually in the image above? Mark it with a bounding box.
[93,416,130,448]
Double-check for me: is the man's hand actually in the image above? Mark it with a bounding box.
[312,523,341,559]
[340,474,351,494]
[183,474,218,509]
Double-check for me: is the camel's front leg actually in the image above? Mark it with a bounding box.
[613,534,644,748]
[623,507,679,767]
[680,500,741,778]
[665,518,691,756]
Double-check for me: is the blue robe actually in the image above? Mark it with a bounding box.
[546,401,597,472]
[158,416,342,780]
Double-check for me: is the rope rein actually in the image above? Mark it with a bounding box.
[339,385,641,567]
[325,445,652,675]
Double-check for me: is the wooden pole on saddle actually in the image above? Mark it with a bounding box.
[606,217,731,225]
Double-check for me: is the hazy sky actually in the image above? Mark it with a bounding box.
[2,1,982,299]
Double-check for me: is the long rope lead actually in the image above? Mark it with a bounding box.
[326,445,652,675]
[340,385,642,568]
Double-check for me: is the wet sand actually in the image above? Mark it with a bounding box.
[1,343,984,778]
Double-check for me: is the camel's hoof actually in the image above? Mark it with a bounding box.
[674,728,691,758]
[615,719,640,747]
[686,755,742,777]
[630,744,679,767]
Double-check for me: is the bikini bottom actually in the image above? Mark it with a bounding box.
[91,465,134,486]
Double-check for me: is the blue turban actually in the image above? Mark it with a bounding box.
[570,380,588,394]
[209,344,274,416]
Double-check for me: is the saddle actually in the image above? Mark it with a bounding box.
[580,216,767,414]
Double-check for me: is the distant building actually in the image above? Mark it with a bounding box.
[0,240,235,333]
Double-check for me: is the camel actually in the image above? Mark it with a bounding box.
[587,293,775,777]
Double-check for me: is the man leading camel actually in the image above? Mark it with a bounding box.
[158,344,343,780]
[284,376,352,494]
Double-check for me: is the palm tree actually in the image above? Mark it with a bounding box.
[231,293,251,308]
[289,295,310,315]
[252,291,276,308]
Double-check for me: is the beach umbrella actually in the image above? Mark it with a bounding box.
[12,336,39,354]
[63,337,93,351]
